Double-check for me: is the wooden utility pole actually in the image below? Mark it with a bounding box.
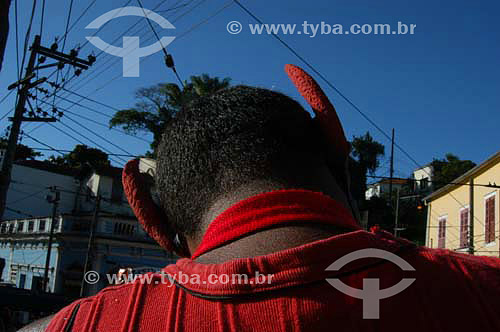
[394,187,400,237]
[0,36,41,220]
[389,128,395,204]
[469,178,474,255]
[80,195,101,297]
[43,187,60,292]
[0,35,94,219]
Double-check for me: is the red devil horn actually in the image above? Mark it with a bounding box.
[123,159,189,256]
[284,64,350,162]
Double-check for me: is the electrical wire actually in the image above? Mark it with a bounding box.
[42,98,152,144]
[232,0,489,233]
[47,121,126,165]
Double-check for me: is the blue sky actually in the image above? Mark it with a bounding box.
[1,0,499,178]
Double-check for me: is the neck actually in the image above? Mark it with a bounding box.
[188,185,358,264]
[194,223,347,264]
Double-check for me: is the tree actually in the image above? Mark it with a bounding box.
[109,74,231,153]
[431,153,476,191]
[47,145,110,170]
[350,132,385,204]
[0,139,41,160]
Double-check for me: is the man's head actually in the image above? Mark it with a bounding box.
[156,86,350,240]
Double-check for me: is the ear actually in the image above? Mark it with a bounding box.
[122,159,190,257]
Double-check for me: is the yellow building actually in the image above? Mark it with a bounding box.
[425,151,500,256]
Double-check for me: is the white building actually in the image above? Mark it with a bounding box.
[365,178,409,200]
[413,164,434,193]
[0,158,174,298]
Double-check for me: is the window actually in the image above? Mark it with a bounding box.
[485,195,496,243]
[28,221,34,232]
[19,274,26,289]
[16,222,24,232]
[114,222,135,237]
[420,178,429,190]
[438,218,446,248]
[38,219,46,232]
[459,208,469,249]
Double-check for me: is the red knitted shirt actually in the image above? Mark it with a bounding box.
[46,190,500,332]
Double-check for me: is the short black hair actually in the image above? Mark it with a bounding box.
[155,86,326,236]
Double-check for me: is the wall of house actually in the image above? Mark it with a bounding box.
[414,166,433,182]
[0,217,61,290]
[427,162,500,257]
[0,215,173,296]
[84,174,133,217]
[4,164,78,220]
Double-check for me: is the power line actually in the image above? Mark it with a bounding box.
[5,207,35,218]
[68,0,179,93]
[33,95,152,144]
[232,0,488,237]
[51,0,75,108]
[62,114,133,158]
[367,175,500,189]
[47,93,114,118]
[48,121,126,165]
[25,146,140,158]
[62,0,98,42]
[176,0,233,41]
[36,95,140,137]
[23,133,65,156]
[38,0,46,38]
[77,0,135,51]
[9,188,47,204]
[60,0,75,53]
[33,0,200,136]
[58,87,120,112]
[19,0,38,80]
[136,0,184,87]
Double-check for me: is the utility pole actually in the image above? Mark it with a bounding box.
[80,194,101,297]
[43,186,60,292]
[0,35,94,219]
[0,36,41,220]
[394,187,400,237]
[469,178,474,255]
[389,128,395,205]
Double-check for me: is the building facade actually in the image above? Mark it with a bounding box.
[413,164,434,194]
[0,159,175,298]
[365,178,409,200]
[425,151,500,256]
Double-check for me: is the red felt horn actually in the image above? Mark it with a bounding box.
[122,159,189,257]
[284,64,350,163]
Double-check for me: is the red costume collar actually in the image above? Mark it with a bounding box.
[191,189,361,259]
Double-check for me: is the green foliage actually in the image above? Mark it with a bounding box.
[351,132,385,175]
[0,139,41,160]
[47,144,110,170]
[350,132,385,205]
[431,153,476,191]
[109,74,231,154]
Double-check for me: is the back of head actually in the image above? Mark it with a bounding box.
[156,85,326,237]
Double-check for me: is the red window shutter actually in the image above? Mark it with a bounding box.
[485,197,496,243]
[460,209,469,248]
[438,219,446,249]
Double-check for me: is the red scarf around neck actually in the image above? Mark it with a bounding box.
[191,189,361,259]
